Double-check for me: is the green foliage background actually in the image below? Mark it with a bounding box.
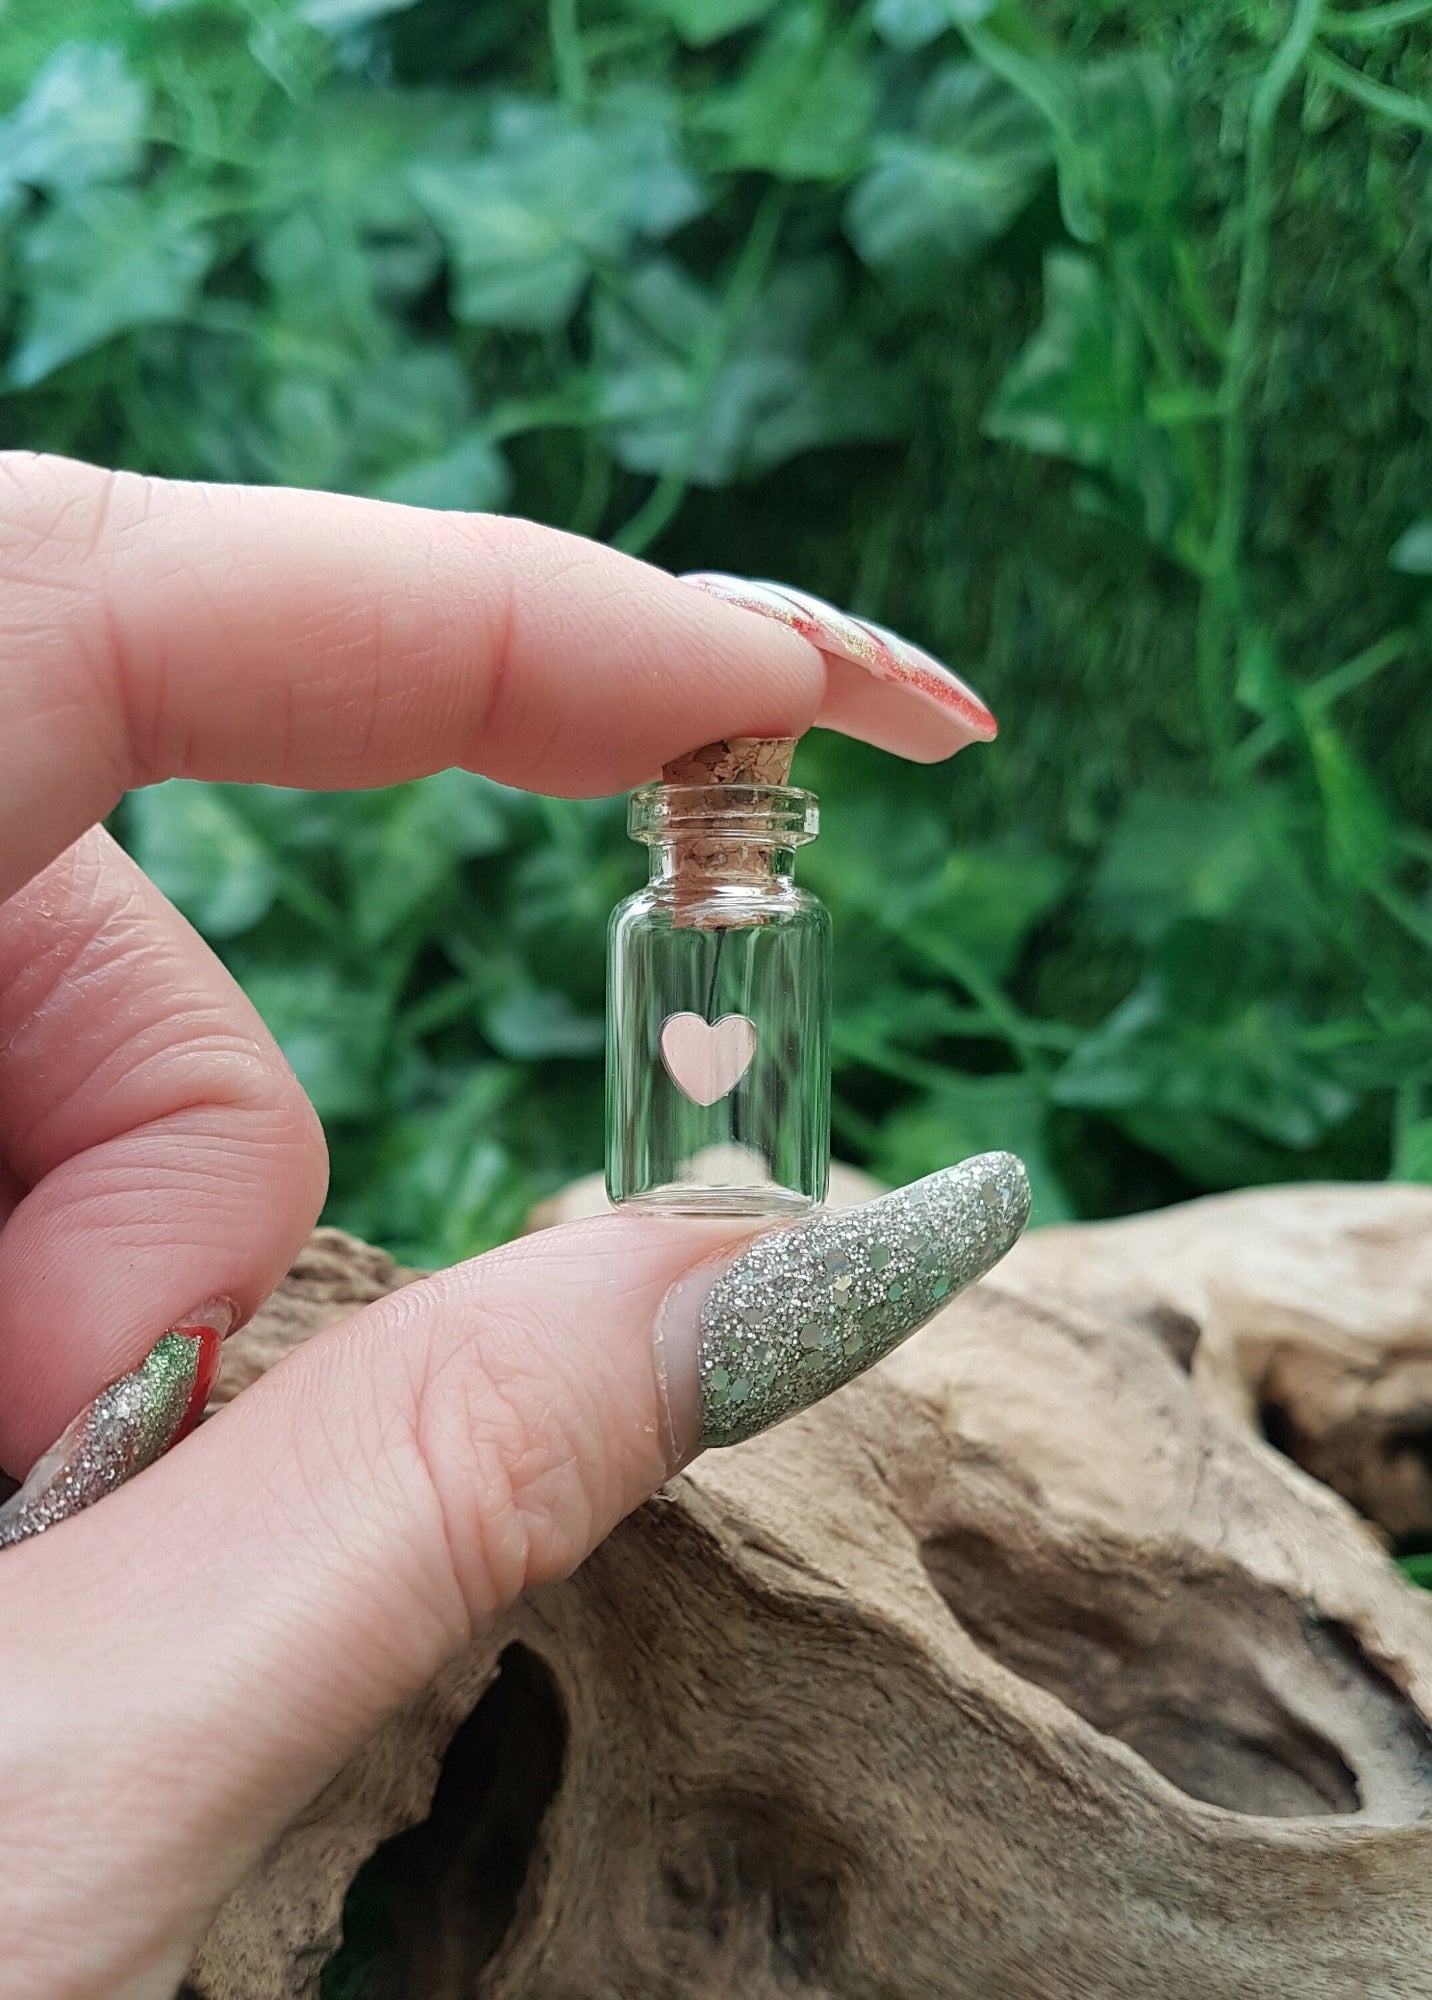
[2,0,1431,1262]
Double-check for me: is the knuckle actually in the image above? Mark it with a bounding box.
[0,456,158,795]
[400,1277,600,1620]
[0,837,330,1206]
[0,453,149,578]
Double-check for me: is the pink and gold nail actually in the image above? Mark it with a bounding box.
[680,572,996,763]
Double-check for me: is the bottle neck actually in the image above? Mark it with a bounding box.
[629,781,818,898]
[647,839,797,889]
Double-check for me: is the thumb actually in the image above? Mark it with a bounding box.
[0,1158,1027,1996]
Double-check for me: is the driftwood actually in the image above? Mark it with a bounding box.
[1005,1183,1432,1545]
[188,1184,1432,2000]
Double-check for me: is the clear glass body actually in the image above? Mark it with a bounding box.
[606,783,831,1216]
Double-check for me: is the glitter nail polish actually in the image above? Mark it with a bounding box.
[691,1152,1030,1448]
[606,739,830,1217]
[0,1328,209,1549]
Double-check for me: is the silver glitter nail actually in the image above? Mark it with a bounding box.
[696,1152,1030,1449]
[0,1332,201,1549]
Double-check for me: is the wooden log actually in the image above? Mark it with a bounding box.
[187,1188,1432,2000]
[1004,1182,1432,1543]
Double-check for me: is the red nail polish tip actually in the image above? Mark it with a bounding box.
[853,614,998,740]
[174,1324,223,1442]
[680,572,996,761]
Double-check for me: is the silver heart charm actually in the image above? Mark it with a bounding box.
[660,1012,757,1106]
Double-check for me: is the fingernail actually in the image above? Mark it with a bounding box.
[658,1152,1030,1453]
[169,1297,237,1440]
[0,1312,229,1551]
[680,572,998,746]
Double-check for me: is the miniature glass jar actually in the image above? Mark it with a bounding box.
[606,782,831,1215]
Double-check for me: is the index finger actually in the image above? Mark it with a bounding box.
[0,453,828,903]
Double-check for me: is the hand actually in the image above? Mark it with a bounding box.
[0,453,1026,1999]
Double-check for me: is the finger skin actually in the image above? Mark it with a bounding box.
[0,453,827,905]
[0,829,328,1471]
[0,449,823,1463]
[0,1211,749,1998]
[0,1157,24,1232]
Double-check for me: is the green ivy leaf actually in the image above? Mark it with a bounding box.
[1091,789,1297,946]
[871,1073,1072,1226]
[127,783,280,939]
[1055,52,1185,241]
[238,963,393,1122]
[1234,627,1293,721]
[0,43,148,197]
[336,1066,522,1265]
[985,249,1122,463]
[873,0,995,53]
[801,799,951,926]
[1306,719,1400,890]
[594,257,910,485]
[1393,1117,1432,1184]
[373,431,510,512]
[1398,1551,1432,1591]
[343,776,512,948]
[259,376,348,491]
[984,247,1181,546]
[958,25,1183,243]
[346,347,478,469]
[702,6,876,183]
[9,187,213,386]
[410,94,704,330]
[1390,519,1432,575]
[229,786,353,856]
[256,347,506,503]
[344,794,462,952]
[418,770,514,857]
[846,63,1048,274]
[301,0,424,31]
[483,986,605,1060]
[634,0,780,47]
[1054,922,1356,1159]
[1321,1016,1432,1094]
[508,818,631,958]
[900,846,1070,980]
[254,89,461,322]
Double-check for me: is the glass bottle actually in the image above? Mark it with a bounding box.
[606,780,831,1215]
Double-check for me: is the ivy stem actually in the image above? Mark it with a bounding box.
[613,185,789,557]
[1321,0,1432,37]
[1196,0,1323,777]
[548,0,588,113]
[1308,44,1432,134]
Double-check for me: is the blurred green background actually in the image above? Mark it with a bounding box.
[3,0,1430,1265]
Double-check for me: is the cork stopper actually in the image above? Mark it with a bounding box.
[658,737,801,927]
[662,737,797,786]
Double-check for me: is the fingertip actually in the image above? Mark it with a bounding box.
[469,527,828,791]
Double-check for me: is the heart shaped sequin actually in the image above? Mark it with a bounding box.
[660,1012,757,1106]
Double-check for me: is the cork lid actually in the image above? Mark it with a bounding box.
[662,737,797,787]
[652,738,805,927]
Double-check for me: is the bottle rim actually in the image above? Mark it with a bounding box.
[628,782,819,846]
